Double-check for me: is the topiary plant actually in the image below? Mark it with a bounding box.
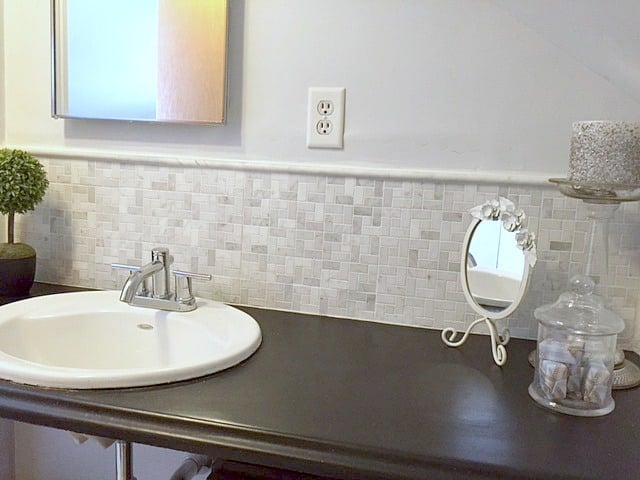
[0,148,49,257]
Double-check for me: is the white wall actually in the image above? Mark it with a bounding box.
[3,0,640,177]
[14,423,206,480]
[0,421,14,480]
[0,6,11,479]
[0,26,6,247]
[0,0,5,146]
[492,0,640,102]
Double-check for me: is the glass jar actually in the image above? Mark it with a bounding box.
[528,275,624,416]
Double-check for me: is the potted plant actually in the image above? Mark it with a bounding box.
[0,148,49,297]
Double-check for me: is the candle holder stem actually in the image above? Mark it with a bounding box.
[582,202,640,389]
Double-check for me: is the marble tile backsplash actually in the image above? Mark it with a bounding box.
[15,158,640,346]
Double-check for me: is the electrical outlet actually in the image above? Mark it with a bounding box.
[317,100,334,116]
[316,119,333,135]
[307,87,345,149]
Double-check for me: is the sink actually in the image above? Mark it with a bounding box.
[0,291,262,389]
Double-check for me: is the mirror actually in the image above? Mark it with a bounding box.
[442,198,537,366]
[467,220,525,311]
[51,0,228,124]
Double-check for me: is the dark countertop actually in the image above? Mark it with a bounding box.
[0,283,639,479]
[0,282,90,305]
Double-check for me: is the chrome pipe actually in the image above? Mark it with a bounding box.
[115,441,135,480]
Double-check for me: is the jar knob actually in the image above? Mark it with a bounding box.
[569,274,595,296]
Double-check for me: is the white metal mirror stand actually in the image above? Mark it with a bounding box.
[441,199,537,367]
[441,317,510,366]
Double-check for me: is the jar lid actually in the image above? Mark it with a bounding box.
[534,275,625,335]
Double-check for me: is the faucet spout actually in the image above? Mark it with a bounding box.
[113,247,210,312]
[119,261,164,303]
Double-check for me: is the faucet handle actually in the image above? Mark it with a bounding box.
[111,263,150,296]
[111,263,140,272]
[173,270,212,306]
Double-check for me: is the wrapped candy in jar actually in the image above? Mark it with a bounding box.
[528,275,624,416]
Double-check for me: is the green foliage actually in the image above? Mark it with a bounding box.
[0,149,49,215]
[0,242,36,259]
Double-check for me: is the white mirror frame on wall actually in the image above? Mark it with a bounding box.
[441,198,537,366]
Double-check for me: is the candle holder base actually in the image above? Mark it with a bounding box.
[613,355,640,390]
[549,178,640,204]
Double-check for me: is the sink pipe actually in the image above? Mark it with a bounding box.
[113,440,213,480]
[169,455,213,480]
[115,441,135,480]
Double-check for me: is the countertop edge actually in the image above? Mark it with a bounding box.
[0,380,538,480]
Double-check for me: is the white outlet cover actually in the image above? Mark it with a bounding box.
[307,87,345,149]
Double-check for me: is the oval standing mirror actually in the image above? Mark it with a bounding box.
[51,0,228,124]
[442,198,537,366]
[466,220,525,312]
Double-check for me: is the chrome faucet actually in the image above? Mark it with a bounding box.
[112,247,211,312]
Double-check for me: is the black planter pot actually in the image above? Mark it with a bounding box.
[0,243,36,297]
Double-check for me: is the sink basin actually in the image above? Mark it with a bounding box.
[0,291,262,389]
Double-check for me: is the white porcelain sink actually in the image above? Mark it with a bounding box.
[0,291,262,389]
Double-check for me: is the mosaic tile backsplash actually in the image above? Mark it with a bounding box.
[14,158,640,348]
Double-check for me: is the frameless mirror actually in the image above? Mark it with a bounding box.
[442,198,537,366]
[51,0,228,124]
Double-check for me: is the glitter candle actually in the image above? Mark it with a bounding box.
[569,121,640,186]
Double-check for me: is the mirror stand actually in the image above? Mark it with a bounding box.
[441,318,510,366]
[441,198,537,366]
